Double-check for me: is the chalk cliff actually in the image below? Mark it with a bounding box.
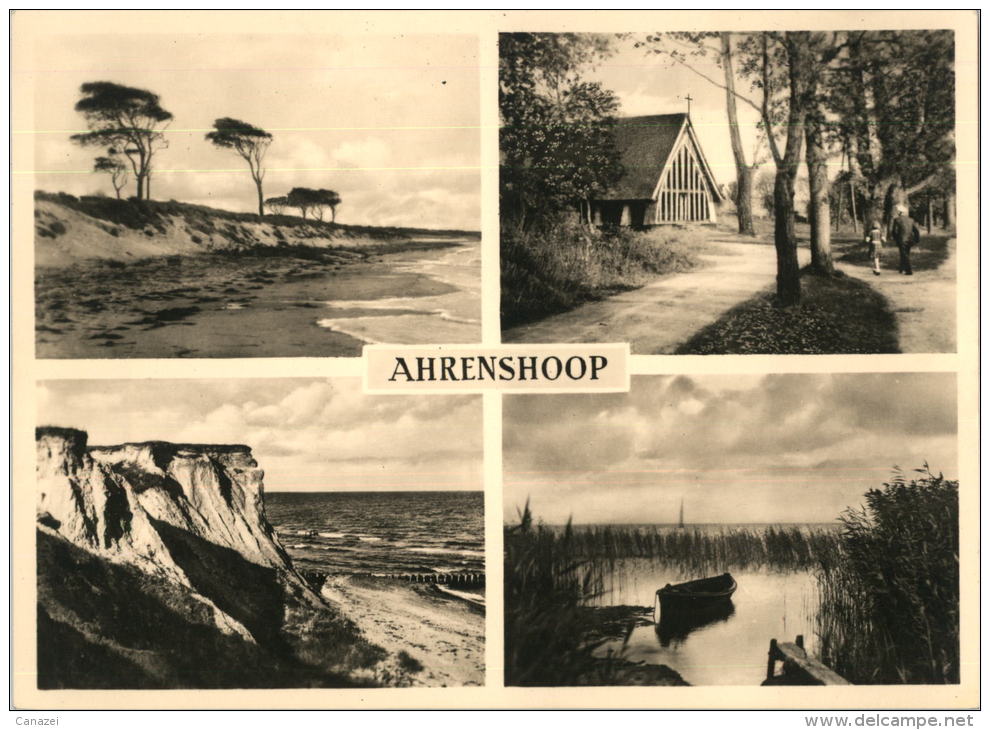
[36,427,392,688]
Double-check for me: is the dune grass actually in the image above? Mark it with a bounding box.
[35,190,478,239]
[501,221,711,329]
[815,467,959,684]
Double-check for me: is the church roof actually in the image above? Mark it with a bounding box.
[603,113,721,201]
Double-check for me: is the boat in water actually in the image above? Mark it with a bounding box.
[653,572,737,623]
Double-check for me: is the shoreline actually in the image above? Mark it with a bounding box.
[36,238,480,358]
[320,575,485,687]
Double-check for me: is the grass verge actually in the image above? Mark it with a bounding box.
[501,222,711,329]
[676,269,899,354]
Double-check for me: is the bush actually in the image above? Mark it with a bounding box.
[816,467,959,684]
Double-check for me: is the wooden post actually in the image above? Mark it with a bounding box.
[766,638,778,682]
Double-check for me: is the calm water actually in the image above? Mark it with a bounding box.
[266,491,484,576]
[577,524,834,686]
[594,560,819,686]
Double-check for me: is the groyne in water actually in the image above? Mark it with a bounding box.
[302,570,485,590]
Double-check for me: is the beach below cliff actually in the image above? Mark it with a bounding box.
[321,575,485,687]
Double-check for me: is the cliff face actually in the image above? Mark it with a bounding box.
[36,427,388,689]
[38,427,294,583]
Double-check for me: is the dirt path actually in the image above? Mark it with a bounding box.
[504,240,810,354]
[321,576,484,687]
[835,237,956,353]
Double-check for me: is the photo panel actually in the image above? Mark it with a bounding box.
[32,32,481,359]
[499,31,957,355]
[503,373,959,687]
[35,377,485,688]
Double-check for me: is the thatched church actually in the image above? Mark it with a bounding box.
[588,113,723,227]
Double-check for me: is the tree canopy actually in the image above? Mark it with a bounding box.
[500,33,623,231]
[206,118,273,217]
[286,187,342,222]
[93,150,129,199]
[71,81,173,200]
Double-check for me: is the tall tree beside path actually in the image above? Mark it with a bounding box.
[71,82,173,200]
[639,31,762,236]
[206,117,274,217]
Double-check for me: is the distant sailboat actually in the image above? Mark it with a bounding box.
[678,498,685,529]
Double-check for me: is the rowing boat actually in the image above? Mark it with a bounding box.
[653,572,737,622]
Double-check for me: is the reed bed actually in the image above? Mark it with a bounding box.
[561,524,842,576]
[815,468,959,684]
[503,505,610,686]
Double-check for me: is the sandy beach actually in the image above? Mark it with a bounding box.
[321,575,485,687]
[35,237,480,358]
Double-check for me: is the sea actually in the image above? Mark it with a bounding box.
[266,491,485,577]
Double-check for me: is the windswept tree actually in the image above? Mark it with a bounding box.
[286,187,341,222]
[265,195,289,216]
[287,187,317,219]
[312,189,342,222]
[93,149,129,199]
[500,33,623,231]
[71,82,173,200]
[206,117,273,217]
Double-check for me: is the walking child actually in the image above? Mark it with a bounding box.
[865,220,884,275]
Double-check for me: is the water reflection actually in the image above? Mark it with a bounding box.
[594,560,819,685]
[655,600,736,647]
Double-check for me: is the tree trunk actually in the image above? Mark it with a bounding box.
[884,181,907,234]
[255,179,264,218]
[772,32,813,306]
[774,168,802,305]
[721,32,756,236]
[805,114,834,275]
[944,192,955,230]
[135,173,144,200]
[926,196,933,234]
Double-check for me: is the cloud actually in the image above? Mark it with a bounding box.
[29,33,480,230]
[504,373,958,524]
[37,378,482,492]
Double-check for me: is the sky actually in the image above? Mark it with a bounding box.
[585,34,800,192]
[26,33,480,230]
[503,373,958,525]
[37,378,482,493]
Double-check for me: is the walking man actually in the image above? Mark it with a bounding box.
[891,205,921,275]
